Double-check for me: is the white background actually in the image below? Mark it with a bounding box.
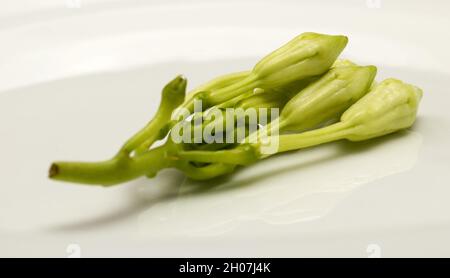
[0,0,449,257]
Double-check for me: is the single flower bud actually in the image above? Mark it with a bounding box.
[205,32,348,105]
[253,32,349,87]
[160,75,187,110]
[279,64,377,132]
[342,78,423,141]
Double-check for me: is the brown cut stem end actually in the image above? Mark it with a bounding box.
[48,163,59,178]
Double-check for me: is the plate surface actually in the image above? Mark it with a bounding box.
[0,0,449,257]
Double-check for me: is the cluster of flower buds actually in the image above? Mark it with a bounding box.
[49,33,423,186]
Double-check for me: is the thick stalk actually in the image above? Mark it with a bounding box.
[49,146,171,186]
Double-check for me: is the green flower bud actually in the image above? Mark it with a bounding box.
[160,75,187,109]
[253,32,348,87]
[204,32,348,105]
[341,78,423,141]
[276,78,423,153]
[277,64,377,132]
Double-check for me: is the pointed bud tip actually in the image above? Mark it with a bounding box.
[176,74,187,84]
[332,35,349,51]
[383,78,423,100]
[166,75,187,92]
[365,65,378,77]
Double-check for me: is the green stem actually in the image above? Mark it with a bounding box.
[176,162,236,180]
[242,117,286,144]
[118,75,186,155]
[174,76,259,118]
[216,88,258,109]
[184,71,251,104]
[177,122,352,165]
[50,146,172,186]
[275,122,351,154]
[206,75,260,105]
[118,113,167,156]
[177,144,258,166]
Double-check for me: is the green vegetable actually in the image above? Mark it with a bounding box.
[270,63,377,132]
[179,79,423,165]
[167,33,348,128]
[189,77,316,147]
[277,78,423,151]
[49,62,378,184]
[251,33,348,87]
[186,61,372,149]
[179,63,378,164]
[48,32,424,187]
[134,32,347,154]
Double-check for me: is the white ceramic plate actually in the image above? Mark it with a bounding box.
[1,0,449,257]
